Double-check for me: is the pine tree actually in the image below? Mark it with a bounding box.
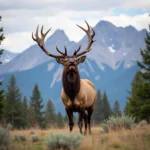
[64,113,68,124]
[0,16,5,121]
[45,99,56,128]
[93,89,103,124]
[125,23,150,122]
[30,84,44,127]
[125,71,144,120]
[57,112,64,128]
[5,75,24,128]
[113,100,121,116]
[28,102,36,127]
[137,27,150,81]
[102,92,112,120]
[22,96,28,127]
[137,25,150,121]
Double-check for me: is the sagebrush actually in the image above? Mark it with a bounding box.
[45,132,83,150]
[101,115,135,132]
[14,134,26,142]
[32,135,40,142]
[0,126,11,149]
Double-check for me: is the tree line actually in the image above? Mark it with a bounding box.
[1,75,70,129]
[92,90,121,124]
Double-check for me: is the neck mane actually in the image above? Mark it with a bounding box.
[62,69,80,101]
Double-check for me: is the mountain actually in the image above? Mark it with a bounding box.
[0,20,147,113]
[0,21,146,75]
[74,20,146,70]
[0,50,19,64]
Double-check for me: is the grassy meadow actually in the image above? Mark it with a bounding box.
[10,124,150,150]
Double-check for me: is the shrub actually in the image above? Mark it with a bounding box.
[6,123,13,131]
[45,133,83,150]
[19,135,26,142]
[138,120,148,127]
[32,135,40,143]
[14,135,20,142]
[100,115,135,132]
[13,135,27,142]
[0,126,11,149]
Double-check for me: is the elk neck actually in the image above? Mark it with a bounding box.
[62,68,80,102]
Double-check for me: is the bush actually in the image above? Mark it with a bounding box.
[45,133,83,150]
[14,135,20,142]
[13,135,26,142]
[19,135,26,142]
[32,135,40,143]
[138,120,148,127]
[100,115,135,132]
[0,126,11,149]
[6,123,13,131]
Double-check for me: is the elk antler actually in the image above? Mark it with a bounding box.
[73,21,95,57]
[32,25,67,58]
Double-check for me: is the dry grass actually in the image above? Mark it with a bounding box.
[10,125,150,150]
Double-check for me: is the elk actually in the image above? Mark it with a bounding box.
[32,21,96,135]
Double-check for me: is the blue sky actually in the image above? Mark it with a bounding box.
[0,0,150,52]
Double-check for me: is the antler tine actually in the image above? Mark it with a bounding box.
[35,25,39,39]
[32,32,36,41]
[74,21,95,57]
[91,26,96,39]
[85,20,90,31]
[73,45,81,55]
[32,25,65,58]
[56,45,67,56]
[41,25,44,36]
[64,46,67,56]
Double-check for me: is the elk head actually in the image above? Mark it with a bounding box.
[32,21,95,76]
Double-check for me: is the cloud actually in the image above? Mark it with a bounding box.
[1,15,100,52]
[0,0,150,52]
[2,32,35,52]
[1,13,150,53]
[102,13,150,31]
[1,0,150,11]
[0,0,66,10]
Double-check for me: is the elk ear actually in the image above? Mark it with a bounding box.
[77,56,86,64]
[56,58,64,64]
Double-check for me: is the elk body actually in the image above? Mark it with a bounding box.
[32,21,96,134]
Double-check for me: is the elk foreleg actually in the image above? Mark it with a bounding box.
[66,107,74,132]
[78,107,85,134]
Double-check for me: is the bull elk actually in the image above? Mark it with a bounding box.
[32,21,96,135]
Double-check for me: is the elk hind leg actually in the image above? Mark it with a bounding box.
[87,105,94,135]
[83,111,88,135]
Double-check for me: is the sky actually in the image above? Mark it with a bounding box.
[0,0,150,53]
